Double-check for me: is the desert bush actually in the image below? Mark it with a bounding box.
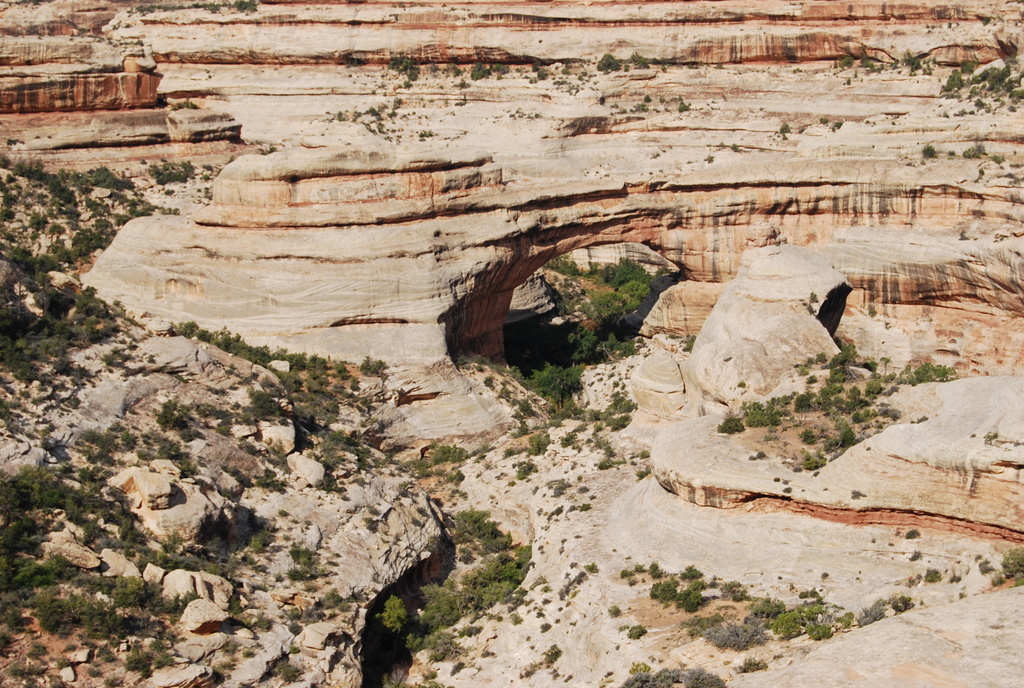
[597,54,622,73]
[683,668,726,688]
[737,657,768,673]
[621,669,685,688]
[716,416,744,434]
[703,622,768,651]
[1002,547,1024,579]
[857,600,887,626]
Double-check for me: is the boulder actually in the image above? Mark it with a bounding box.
[143,562,167,585]
[99,548,141,578]
[67,648,91,665]
[41,531,100,569]
[0,437,47,475]
[295,622,340,651]
[137,481,224,541]
[60,666,75,683]
[259,422,295,454]
[287,453,325,487]
[109,467,174,510]
[630,349,686,418]
[163,569,233,609]
[179,598,228,635]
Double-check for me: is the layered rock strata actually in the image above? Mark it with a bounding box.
[652,372,1024,536]
[111,2,1020,67]
[85,152,1024,373]
[0,36,159,113]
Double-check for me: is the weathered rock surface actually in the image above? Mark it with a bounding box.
[0,36,159,113]
[731,586,1024,688]
[179,598,229,635]
[653,376,1024,536]
[630,348,686,419]
[110,466,174,510]
[294,622,339,652]
[13,109,240,150]
[287,452,325,487]
[109,467,226,540]
[84,159,1024,376]
[149,663,215,688]
[41,530,100,569]
[162,569,233,608]
[100,547,141,578]
[680,244,850,412]
[110,2,1018,67]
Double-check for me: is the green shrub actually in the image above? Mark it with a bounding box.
[621,669,685,688]
[737,657,768,673]
[597,54,622,73]
[451,510,512,554]
[1002,547,1024,579]
[747,597,786,619]
[802,450,827,471]
[149,161,194,185]
[626,624,648,639]
[922,144,937,158]
[683,668,726,688]
[359,356,387,377]
[527,432,551,456]
[888,594,914,613]
[650,578,706,613]
[716,416,744,434]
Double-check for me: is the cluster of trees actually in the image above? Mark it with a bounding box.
[504,257,667,407]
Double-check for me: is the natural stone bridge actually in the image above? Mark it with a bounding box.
[87,145,1024,370]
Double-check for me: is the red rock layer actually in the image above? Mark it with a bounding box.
[0,72,160,113]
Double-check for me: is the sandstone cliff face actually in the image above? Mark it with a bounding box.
[85,155,1024,375]
[111,2,1018,67]
[0,36,159,113]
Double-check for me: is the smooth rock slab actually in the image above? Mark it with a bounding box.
[731,587,1024,688]
[149,664,214,688]
[41,531,100,569]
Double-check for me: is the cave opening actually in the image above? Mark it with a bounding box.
[500,243,681,407]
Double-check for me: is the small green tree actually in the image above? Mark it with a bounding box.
[379,595,408,633]
[1002,547,1024,579]
[717,415,744,434]
[597,54,622,73]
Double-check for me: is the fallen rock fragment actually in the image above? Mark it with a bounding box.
[100,548,141,578]
[149,664,215,688]
[179,599,228,635]
[287,453,325,487]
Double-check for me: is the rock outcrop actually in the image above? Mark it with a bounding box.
[653,376,1024,536]
[109,467,227,540]
[110,2,1018,67]
[731,586,1024,688]
[0,36,159,113]
[674,245,849,414]
[179,598,229,635]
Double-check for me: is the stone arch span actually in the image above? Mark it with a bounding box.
[87,147,1024,379]
[444,223,693,362]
